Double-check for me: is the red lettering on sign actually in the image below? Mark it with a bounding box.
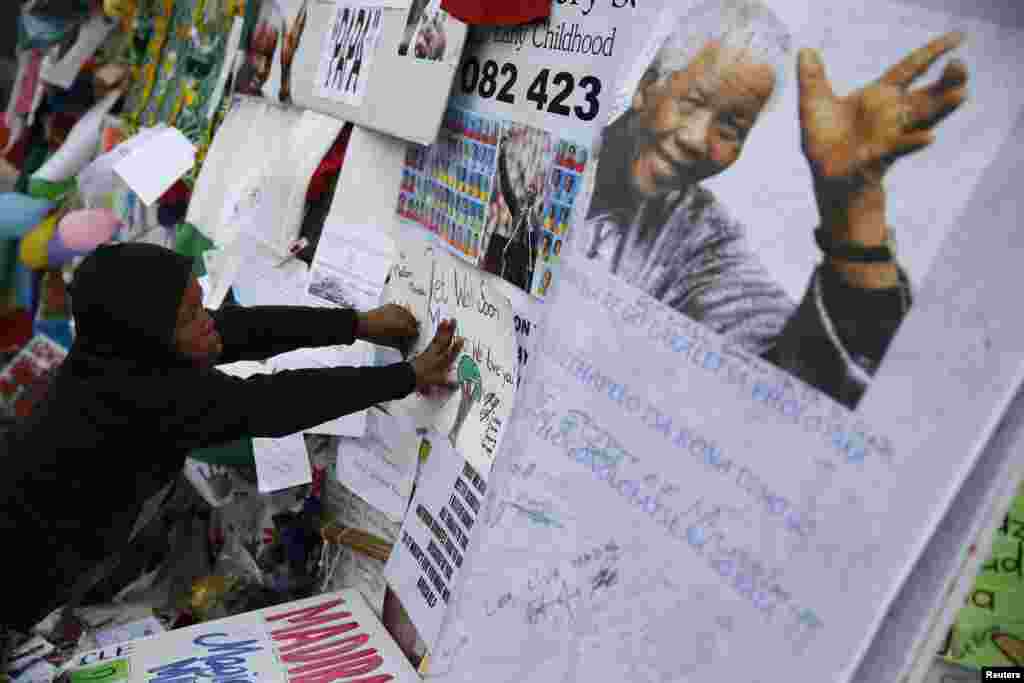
[273,623,360,652]
[266,598,346,624]
[280,634,370,663]
[290,656,385,683]
[288,648,378,675]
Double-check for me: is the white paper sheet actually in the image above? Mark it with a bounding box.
[290,0,469,145]
[94,616,165,648]
[335,408,418,521]
[308,221,396,310]
[270,346,372,437]
[229,236,310,307]
[385,435,483,651]
[77,125,166,207]
[252,431,313,493]
[320,448,402,545]
[383,241,518,479]
[187,99,342,250]
[113,127,196,206]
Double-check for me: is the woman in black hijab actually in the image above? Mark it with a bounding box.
[1,242,461,633]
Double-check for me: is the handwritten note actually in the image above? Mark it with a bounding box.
[308,221,396,310]
[252,431,313,493]
[113,126,196,206]
[315,441,402,545]
[336,409,419,521]
[383,241,518,479]
[385,435,484,651]
[229,235,312,307]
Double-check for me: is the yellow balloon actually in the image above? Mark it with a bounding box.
[18,213,60,270]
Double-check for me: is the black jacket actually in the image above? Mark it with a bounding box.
[1,243,415,631]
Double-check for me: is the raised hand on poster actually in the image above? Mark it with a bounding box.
[410,318,463,393]
[797,32,968,286]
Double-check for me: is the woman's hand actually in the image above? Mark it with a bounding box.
[356,304,419,351]
[410,319,463,393]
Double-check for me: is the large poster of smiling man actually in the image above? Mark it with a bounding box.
[574,0,1024,410]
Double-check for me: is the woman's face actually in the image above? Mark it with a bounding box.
[174,278,222,365]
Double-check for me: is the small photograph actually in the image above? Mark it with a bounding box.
[236,1,281,97]
[309,268,356,307]
[479,122,553,295]
[536,268,553,297]
[539,231,554,263]
[317,4,385,105]
[398,0,449,62]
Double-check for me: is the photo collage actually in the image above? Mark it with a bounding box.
[396,105,590,299]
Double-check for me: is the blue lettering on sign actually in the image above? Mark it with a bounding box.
[147,633,263,683]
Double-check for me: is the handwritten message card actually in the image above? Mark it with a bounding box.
[336,409,419,522]
[252,431,313,493]
[383,240,517,479]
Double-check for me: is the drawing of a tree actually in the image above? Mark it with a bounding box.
[449,354,483,448]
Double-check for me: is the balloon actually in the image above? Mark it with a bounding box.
[27,176,76,202]
[0,193,55,239]
[57,208,121,251]
[31,89,121,184]
[47,231,81,269]
[19,213,60,270]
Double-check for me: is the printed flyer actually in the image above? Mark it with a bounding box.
[393,0,658,300]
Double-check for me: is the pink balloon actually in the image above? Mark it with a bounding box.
[57,208,122,251]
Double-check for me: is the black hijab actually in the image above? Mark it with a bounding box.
[69,242,194,364]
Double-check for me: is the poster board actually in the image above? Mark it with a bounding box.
[260,0,470,146]
[58,590,418,683]
[392,0,661,299]
[382,239,517,480]
[408,0,1024,679]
